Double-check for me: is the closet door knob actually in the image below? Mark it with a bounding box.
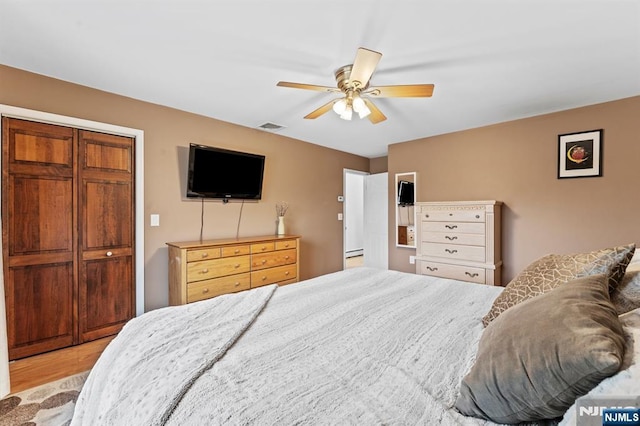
[106,251,113,257]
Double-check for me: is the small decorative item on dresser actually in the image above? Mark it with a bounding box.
[276,201,289,235]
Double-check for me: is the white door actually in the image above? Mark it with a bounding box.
[363,173,388,269]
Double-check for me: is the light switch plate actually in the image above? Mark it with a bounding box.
[150,214,160,227]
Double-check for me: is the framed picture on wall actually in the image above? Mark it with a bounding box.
[557,129,603,179]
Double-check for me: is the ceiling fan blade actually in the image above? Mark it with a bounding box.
[349,48,382,89]
[365,84,434,98]
[277,81,340,93]
[363,98,387,124]
[304,99,337,119]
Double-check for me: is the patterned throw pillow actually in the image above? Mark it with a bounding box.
[482,243,635,327]
[611,263,640,315]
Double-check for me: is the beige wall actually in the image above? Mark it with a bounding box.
[369,156,388,174]
[388,96,640,283]
[0,65,369,311]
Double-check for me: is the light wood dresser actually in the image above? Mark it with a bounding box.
[415,201,502,285]
[167,235,300,305]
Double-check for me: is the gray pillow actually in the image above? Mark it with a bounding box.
[456,274,626,424]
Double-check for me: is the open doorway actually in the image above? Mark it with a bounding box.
[343,169,388,270]
[344,170,366,268]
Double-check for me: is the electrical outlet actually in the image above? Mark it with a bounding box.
[409,255,416,264]
[338,213,343,221]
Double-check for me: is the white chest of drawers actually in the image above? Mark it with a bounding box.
[415,201,502,285]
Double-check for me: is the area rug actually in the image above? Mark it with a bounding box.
[0,371,88,426]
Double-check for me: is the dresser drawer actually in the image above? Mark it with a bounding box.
[187,273,251,303]
[186,247,221,263]
[422,221,485,234]
[421,232,485,246]
[251,264,297,287]
[187,255,251,282]
[252,248,297,271]
[418,261,486,284]
[275,239,297,251]
[420,243,485,262]
[419,209,485,223]
[221,244,251,257]
[251,242,275,254]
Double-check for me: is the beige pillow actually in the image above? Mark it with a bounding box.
[455,274,626,424]
[611,262,640,315]
[482,243,635,326]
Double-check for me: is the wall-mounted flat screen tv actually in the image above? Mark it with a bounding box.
[187,144,265,200]
[397,180,414,205]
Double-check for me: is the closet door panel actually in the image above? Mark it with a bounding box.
[6,263,74,359]
[83,180,133,249]
[8,175,73,255]
[80,256,133,342]
[2,118,78,360]
[78,130,135,342]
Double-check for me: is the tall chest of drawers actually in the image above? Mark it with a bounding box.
[167,235,300,305]
[415,201,502,285]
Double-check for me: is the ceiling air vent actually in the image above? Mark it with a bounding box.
[257,122,286,132]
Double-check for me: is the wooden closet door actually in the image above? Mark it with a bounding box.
[78,130,135,342]
[2,118,77,360]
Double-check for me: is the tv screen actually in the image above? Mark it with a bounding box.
[397,180,414,205]
[187,144,265,200]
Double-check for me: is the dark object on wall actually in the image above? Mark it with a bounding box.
[397,180,414,205]
[558,129,603,179]
[187,144,265,199]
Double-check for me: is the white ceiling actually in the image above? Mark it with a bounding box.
[1,1,639,158]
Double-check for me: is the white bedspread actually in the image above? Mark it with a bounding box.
[168,267,504,425]
[72,284,277,426]
[72,267,640,425]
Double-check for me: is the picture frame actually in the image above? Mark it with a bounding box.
[557,129,603,179]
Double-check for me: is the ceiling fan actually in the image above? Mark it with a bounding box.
[276,47,434,124]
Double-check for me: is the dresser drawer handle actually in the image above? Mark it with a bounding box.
[201,252,209,258]
[445,249,458,254]
[445,236,457,241]
[261,246,267,251]
[475,215,480,219]
[234,264,241,268]
[234,249,240,254]
[449,213,453,216]
[106,251,113,257]
[202,288,209,294]
[425,214,429,218]
[261,276,267,281]
[234,282,240,287]
[465,272,479,278]
[201,268,209,274]
[284,255,290,260]
[426,266,438,272]
[284,243,290,247]
[445,225,457,230]
[261,259,267,264]
[285,271,290,276]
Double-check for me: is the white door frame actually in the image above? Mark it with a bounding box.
[0,104,145,316]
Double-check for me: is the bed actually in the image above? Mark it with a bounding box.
[71,244,640,426]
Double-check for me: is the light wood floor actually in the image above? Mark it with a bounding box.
[345,255,364,268]
[8,336,114,394]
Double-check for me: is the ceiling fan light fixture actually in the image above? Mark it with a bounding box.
[332,98,347,115]
[340,105,353,120]
[352,93,371,119]
[358,106,371,119]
